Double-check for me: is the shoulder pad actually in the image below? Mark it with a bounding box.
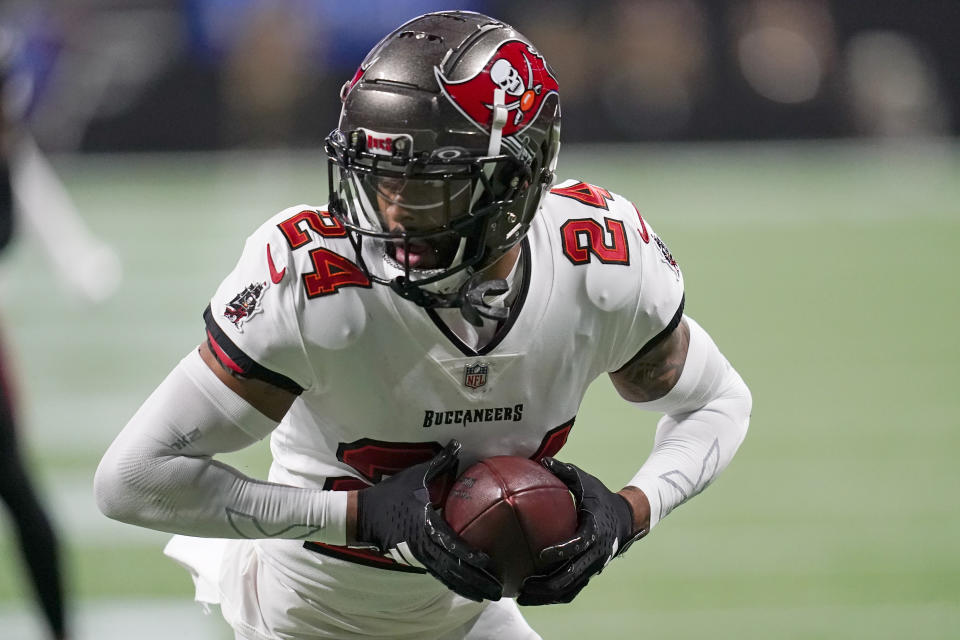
[542,181,645,312]
[267,205,368,350]
[298,284,367,351]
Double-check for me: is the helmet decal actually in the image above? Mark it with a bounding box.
[435,40,559,139]
[357,127,413,156]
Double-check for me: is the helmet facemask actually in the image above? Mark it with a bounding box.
[327,131,531,313]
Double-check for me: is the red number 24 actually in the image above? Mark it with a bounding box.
[276,209,370,298]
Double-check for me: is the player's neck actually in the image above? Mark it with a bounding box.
[484,244,521,282]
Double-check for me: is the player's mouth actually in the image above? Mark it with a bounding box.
[386,231,461,272]
[392,239,432,269]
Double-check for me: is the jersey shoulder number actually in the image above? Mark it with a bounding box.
[206,205,367,390]
[274,208,370,298]
[547,181,651,267]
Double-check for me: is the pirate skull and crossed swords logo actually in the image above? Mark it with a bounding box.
[435,40,560,137]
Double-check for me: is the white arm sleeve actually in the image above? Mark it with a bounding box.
[94,349,347,544]
[627,316,752,530]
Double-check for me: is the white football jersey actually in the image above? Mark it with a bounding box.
[203,179,684,632]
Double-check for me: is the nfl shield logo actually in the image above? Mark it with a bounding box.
[463,363,488,389]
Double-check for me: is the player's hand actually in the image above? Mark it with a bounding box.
[517,458,645,606]
[353,440,503,602]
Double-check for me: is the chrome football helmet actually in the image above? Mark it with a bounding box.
[326,11,561,318]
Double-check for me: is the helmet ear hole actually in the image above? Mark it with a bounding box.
[491,158,527,196]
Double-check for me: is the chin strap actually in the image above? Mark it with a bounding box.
[487,88,508,157]
[459,275,509,327]
[389,272,510,328]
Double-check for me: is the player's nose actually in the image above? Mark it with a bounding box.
[384,201,414,232]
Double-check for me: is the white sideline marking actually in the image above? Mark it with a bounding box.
[23,472,174,545]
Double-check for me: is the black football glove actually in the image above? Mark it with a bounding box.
[517,458,646,606]
[353,440,503,602]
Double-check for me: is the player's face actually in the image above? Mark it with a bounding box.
[370,174,473,270]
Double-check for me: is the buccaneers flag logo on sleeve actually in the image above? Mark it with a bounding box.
[435,40,559,138]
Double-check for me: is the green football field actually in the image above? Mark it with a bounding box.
[0,141,957,639]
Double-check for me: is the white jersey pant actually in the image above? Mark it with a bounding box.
[230,598,538,640]
[166,536,540,640]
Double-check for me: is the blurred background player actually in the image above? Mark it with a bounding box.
[1,21,123,640]
[0,31,69,640]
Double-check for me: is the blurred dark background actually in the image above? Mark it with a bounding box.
[2,0,958,152]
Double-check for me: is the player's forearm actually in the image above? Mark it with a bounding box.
[629,390,749,528]
[616,486,651,535]
[98,451,347,541]
[94,349,348,543]
[345,490,359,544]
[626,317,751,529]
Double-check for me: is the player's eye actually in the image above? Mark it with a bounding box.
[375,177,406,195]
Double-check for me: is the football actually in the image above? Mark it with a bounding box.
[443,456,578,597]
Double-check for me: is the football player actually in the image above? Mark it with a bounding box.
[96,11,751,640]
[0,32,69,640]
